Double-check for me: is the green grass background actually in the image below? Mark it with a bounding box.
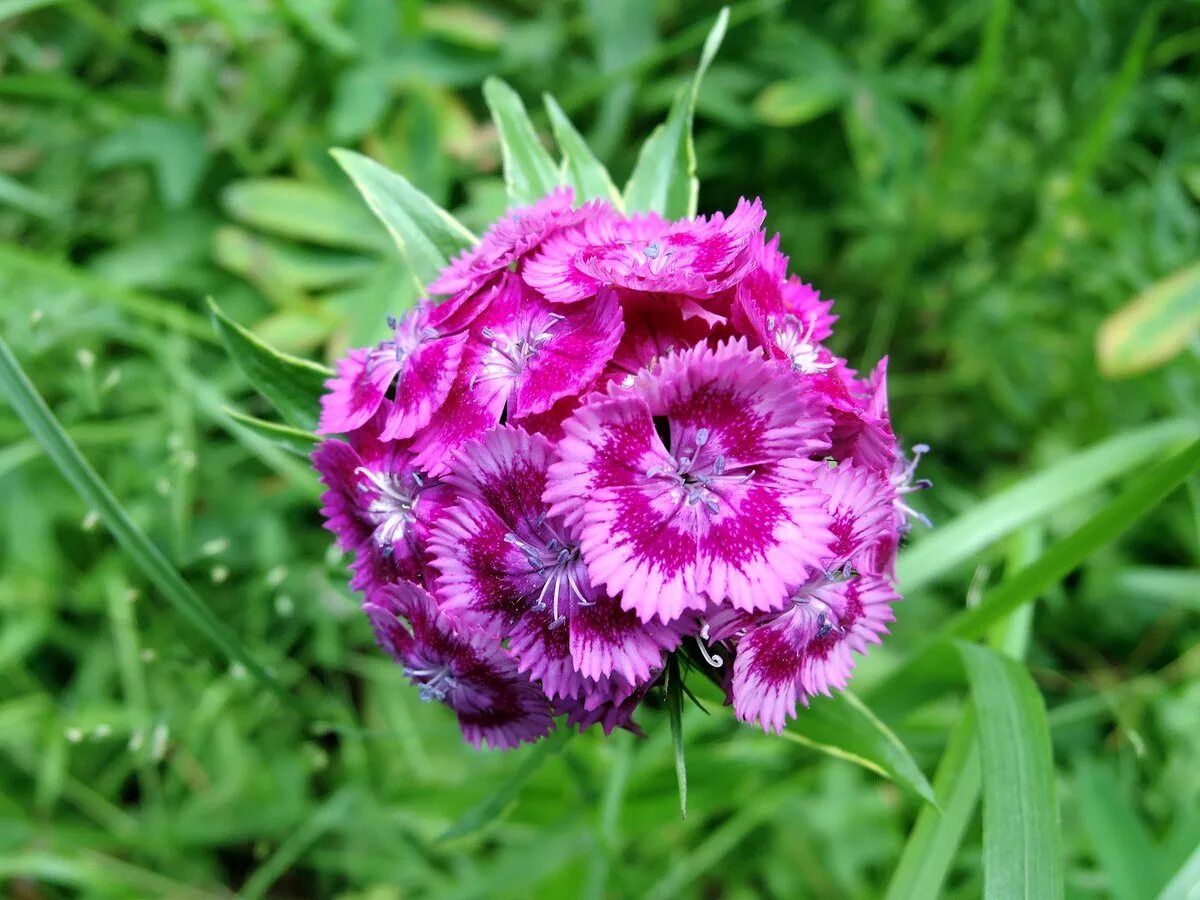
[2,1,1199,897]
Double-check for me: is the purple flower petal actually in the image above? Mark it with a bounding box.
[364,582,555,750]
[312,410,455,593]
[730,573,898,733]
[317,303,467,440]
[431,427,676,694]
[550,339,835,623]
[525,198,766,302]
[429,187,581,296]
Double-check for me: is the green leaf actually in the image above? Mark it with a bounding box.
[754,75,847,126]
[957,642,1063,900]
[0,336,301,714]
[225,409,319,458]
[91,117,209,209]
[898,419,1200,593]
[1098,262,1200,377]
[221,178,390,253]
[439,729,572,841]
[0,243,214,343]
[213,226,376,293]
[482,78,562,206]
[884,706,981,900]
[781,690,936,805]
[944,438,1200,639]
[543,94,622,206]
[208,298,332,432]
[1158,840,1200,900]
[1076,758,1166,900]
[666,654,688,819]
[623,6,728,218]
[330,149,477,289]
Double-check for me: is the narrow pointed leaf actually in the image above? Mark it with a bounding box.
[1098,261,1200,377]
[884,706,981,900]
[483,78,561,206]
[225,409,319,458]
[221,177,390,253]
[543,94,621,206]
[439,729,572,841]
[957,642,1063,900]
[0,336,301,714]
[1158,840,1200,900]
[208,298,331,432]
[623,7,728,218]
[898,419,1199,593]
[1076,758,1166,900]
[781,690,936,805]
[331,148,477,288]
[944,438,1200,639]
[666,654,688,818]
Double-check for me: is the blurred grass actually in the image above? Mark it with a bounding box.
[1,1,1199,897]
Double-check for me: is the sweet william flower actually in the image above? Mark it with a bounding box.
[315,183,926,745]
[430,427,679,699]
[312,403,455,593]
[545,338,834,623]
[365,581,554,749]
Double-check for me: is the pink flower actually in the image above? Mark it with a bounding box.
[429,187,580,296]
[430,427,678,697]
[546,339,834,623]
[315,187,921,748]
[312,405,455,593]
[410,273,623,474]
[365,582,554,749]
[317,302,468,440]
[729,573,899,733]
[524,198,766,303]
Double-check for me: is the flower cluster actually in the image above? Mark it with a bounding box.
[313,187,927,748]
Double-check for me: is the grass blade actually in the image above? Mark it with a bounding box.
[543,94,622,206]
[1098,261,1200,377]
[439,728,572,841]
[221,177,390,253]
[0,335,301,714]
[898,419,1199,592]
[623,6,728,218]
[958,642,1063,900]
[944,438,1200,639]
[1076,758,1166,900]
[782,690,936,805]
[1158,840,1200,900]
[666,653,688,818]
[331,148,477,288]
[225,409,319,458]
[884,705,980,900]
[483,78,561,206]
[208,298,331,432]
[0,243,214,342]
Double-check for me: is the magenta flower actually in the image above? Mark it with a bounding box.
[546,339,834,623]
[318,301,469,440]
[430,427,678,697]
[365,581,554,749]
[312,406,455,593]
[315,186,923,747]
[429,187,578,297]
[524,197,765,303]
[410,273,623,474]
